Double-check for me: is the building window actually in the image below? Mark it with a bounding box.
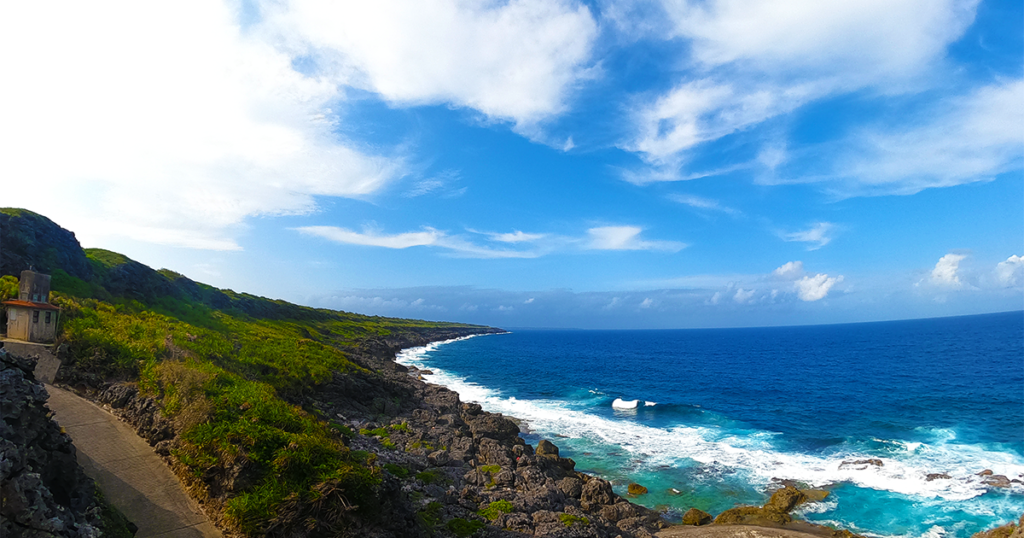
[9,309,15,321]
[33,310,39,323]
[45,312,52,324]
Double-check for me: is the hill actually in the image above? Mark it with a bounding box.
[0,208,506,536]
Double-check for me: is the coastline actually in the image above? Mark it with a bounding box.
[388,333,869,538]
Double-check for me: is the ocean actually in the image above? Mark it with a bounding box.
[395,311,1024,537]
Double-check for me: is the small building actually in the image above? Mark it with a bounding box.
[3,270,60,343]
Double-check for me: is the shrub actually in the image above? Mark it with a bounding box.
[477,499,514,521]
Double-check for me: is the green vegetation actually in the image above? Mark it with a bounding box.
[0,208,495,536]
[559,513,590,527]
[408,440,439,451]
[478,464,501,474]
[417,501,444,527]
[1,275,18,300]
[94,487,136,538]
[415,468,447,485]
[382,463,410,478]
[477,499,514,521]
[445,518,485,537]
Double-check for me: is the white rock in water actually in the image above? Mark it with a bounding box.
[612,398,639,409]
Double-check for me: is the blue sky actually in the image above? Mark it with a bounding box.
[1,0,1021,328]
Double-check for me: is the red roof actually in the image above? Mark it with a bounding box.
[2,300,60,311]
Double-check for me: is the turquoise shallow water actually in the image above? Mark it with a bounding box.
[396,312,1024,537]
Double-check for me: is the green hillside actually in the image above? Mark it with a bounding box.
[0,208,498,535]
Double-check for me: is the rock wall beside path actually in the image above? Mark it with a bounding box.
[0,348,109,537]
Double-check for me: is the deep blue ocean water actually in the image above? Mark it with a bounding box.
[396,311,1024,537]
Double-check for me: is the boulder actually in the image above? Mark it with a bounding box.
[580,478,615,511]
[536,439,560,457]
[839,459,883,469]
[978,469,994,476]
[681,508,712,525]
[627,483,649,496]
[927,473,951,481]
[984,475,1012,488]
[714,506,792,526]
[558,477,583,499]
[765,486,806,513]
[799,489,830,502]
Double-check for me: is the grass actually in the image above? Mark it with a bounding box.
[559,513,590,527]
[477,499,514,521]
[0,221,495,538]
[39,285,484,536]
[415,469,447,485]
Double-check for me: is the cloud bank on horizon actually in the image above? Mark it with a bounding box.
[0,0,1020,327]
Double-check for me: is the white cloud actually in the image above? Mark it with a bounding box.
[263,0,598,128]
[486,230,548,243]
[297,226,440,249]
[624,0,979,164]
[773,261,805,280]
[524,297,536,304]
[930,253,967,288]
[705,291,722,305]
[795,274,843,301]
[782,223,836,250]
[586,226,686,251]
[0,1,403,251]
[640,297,654,308]
[830,79,1024,195]
[668,193,740,215]
[995,255,1024,288]
[298,223,685,258]
[733,288,756,304]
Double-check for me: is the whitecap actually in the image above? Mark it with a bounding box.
[644,401,657,406]
[612,398,639,409]
[395,337,1024,505]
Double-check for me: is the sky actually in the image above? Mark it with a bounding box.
[1,0,1021,329]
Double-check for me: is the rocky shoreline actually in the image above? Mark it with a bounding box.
[33,330,1019,538]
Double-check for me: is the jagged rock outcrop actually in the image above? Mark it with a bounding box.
[0,209,93,280]
[0,349,113,537]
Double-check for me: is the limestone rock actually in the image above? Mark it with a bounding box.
[628,483,649,496]
[536,439,560,457]
[765,485,807,513]
[681,507,712,525]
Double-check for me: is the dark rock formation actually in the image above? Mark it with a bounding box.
[839,459,883,470]
[0,348,127,537]
[926,473,951,481]
[0,209,93,280]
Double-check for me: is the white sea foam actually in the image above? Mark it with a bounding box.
[396,339,1024,505]
[644,401,657,406]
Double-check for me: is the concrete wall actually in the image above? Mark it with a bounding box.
[6,306,57,343]
[19,270,52,303]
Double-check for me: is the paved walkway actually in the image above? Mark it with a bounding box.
[46,385,222,538]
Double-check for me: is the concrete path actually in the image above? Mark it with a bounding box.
[46,385,222,538]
